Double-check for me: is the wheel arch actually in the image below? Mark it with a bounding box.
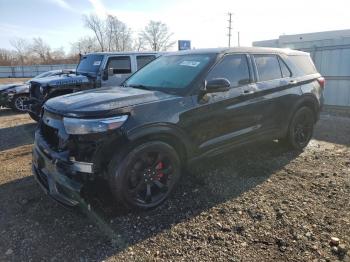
[126,123,194,165]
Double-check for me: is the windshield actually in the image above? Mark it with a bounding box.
[33,71,56,79]
[124,54,214,91]
[76,54,103,74]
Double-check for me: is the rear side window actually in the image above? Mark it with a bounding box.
[136,55,156,70]
[254,55,282,81]
[206,54,250,87]
[278,57,292,78]
[289,55,317,75]
[106,56,131,74]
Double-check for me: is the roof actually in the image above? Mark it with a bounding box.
[85,47,307,57]
[85,51,160,56]
[166,47,307,56]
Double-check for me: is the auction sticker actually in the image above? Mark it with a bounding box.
[93,61,101,66]
[179,61,200,67]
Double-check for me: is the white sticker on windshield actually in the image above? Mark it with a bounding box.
[179,61,201,67]
[93,61,101,66]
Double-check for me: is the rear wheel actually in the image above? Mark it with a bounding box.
[11,95,29,112]
[284,106,315,150]
[108,141,181,209]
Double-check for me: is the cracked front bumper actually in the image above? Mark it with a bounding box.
[32,131,94,207]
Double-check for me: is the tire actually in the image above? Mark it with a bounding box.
[11,94,29,113]
[108,141,182,210]
[28,111,39,122]
[284,106,315,150]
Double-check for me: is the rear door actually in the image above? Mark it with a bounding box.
[101,55,133,87]
[252,54,298,134]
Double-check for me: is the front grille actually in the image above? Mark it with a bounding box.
[40,123,60,149]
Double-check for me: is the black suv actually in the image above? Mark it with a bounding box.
[32,47,324,209]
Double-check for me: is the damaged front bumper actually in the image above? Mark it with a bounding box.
[0,92,10,107]
[32,131,94,207]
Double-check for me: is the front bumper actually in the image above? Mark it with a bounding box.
[32,131,94,207]
[0,92,10,107]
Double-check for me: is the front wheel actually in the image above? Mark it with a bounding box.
[108,141,182,210]
[284,106,315,150]
[11,95,29,112]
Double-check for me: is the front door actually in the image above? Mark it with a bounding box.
[185,54,263,154]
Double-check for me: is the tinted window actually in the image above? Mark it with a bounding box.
[137,55,156,70]
[254,55,282,81]
[107,56,131,74]
[289,55,317,75]
[125,54,214,90]
[278,57,292,78]
[77,54,103,73]
[206,54,250,87]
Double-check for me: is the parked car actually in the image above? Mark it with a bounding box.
[27,52,159,121]
[32,47,324,210]
[0,70,72,112]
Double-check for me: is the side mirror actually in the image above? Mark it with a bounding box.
[205,78,230,93]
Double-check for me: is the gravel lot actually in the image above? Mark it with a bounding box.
[0,109,349,262]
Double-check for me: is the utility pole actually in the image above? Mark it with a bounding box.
[237,31,240,47]
[228,12,232,47]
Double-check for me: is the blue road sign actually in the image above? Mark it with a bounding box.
[178,40,191,50]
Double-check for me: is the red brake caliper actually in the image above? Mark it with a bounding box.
[155,162,164,180]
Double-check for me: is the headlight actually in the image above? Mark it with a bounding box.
[63,115,128,135]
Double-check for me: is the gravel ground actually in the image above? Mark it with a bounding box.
[0,109,349,262]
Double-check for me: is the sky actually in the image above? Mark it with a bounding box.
[0,0,350,53]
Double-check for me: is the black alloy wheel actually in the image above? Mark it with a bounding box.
[11,95,29,112]
[109,141,181,209]
[287,107,315,150]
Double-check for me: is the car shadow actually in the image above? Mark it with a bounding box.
[0,141,301,261]
[0,108,21,117]
[0,122,36,151]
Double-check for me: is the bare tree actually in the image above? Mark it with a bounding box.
[71,36,99,55]
[83,14,106,52]
[133,36,145,51]
[0,48,16,66]
[140,21,175,51]
[31,37,51,64]
[10,37,29,65]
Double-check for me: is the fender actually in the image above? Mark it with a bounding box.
[282,93,320,135]
[126,123,195,159]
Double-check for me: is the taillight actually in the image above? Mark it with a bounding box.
[317,77,325,89]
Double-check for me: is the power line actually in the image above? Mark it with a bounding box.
[228,12,232,47]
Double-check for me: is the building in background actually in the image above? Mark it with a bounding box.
[253,29,350,107]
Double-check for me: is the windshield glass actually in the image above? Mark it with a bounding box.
[124,54,214,91]
[76,54,103,74]
[33,71,56,79]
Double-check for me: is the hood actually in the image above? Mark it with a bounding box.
[13,84,30,93]
[45,87,177,117]
[0,82,23,92]
[31,73,90,88]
